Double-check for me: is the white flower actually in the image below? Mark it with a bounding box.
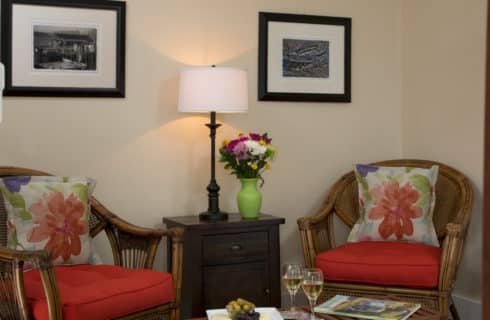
[244,140,267,156]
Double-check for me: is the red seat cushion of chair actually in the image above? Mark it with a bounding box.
[315,241,441,289]
[24,264,174,320]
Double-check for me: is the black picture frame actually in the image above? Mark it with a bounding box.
[1,0,126,97]
[258,12,351,102]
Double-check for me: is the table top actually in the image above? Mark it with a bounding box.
[162,213,285,230]
[192,305,442,320]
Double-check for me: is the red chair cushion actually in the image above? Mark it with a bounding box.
[24,264,174,320]
[315,241,441,289]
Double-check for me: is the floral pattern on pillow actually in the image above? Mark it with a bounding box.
[347,164,440,246]
[0,176,97,265]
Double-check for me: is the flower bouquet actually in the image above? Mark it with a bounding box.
[220,132,276,219]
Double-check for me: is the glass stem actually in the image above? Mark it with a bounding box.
[290,291,296,311]
[309,298,317,320]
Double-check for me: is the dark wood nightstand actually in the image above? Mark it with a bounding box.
[163,214,285,319]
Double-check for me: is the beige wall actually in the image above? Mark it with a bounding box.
[0,0,404,267]
[2,0,486,306]
[401,0,487,301]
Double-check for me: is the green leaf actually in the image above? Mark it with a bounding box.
[266,145,276,160]
[18,210,32,220]
[405,167,415,173]
[409,174,431,194]
[356,172,370,193]
[363,191,372,202]
[0,186,26,209]
[72,183,89,203]
[47,185,62,193]
[8,228,18,248]
[393,173,405,183]
[0,186,12,199]
[8,193,26,209]
[417,193,431,209]
[62,176,69,183]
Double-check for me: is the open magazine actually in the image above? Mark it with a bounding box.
[314,295,421,320]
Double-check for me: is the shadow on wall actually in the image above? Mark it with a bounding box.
[85,35,254,210]
[454,179,482,298]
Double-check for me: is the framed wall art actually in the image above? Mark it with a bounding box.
[1,0,126,97]
[258,12,351,102]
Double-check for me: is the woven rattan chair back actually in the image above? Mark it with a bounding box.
[0,167,106,247]
[331,159,472,240]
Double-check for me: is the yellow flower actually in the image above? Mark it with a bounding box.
[249,163,258,170]
[259,140,266,146]
[237,131,245,137]
[265,163,271,170]
[221,139,229,148]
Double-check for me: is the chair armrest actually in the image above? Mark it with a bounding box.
[438,223,464,292]
[90,197,168,238]
[0,248,62,320]
[297,199,336,267]
[90,198,174,269]
[105,215,172,269]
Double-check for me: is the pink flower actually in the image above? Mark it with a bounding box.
[233,141,250,160]
[28,191,88,262]
[368,180,422,239]
[226,136,249,153]
[249,133,262,141]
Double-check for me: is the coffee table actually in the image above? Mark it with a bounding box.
[192,302,443,320]
[193,306,442,319]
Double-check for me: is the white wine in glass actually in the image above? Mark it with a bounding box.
[283,275,303,292]
[282,264,303,317]
[302,268,323,320]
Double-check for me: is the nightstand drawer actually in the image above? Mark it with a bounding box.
[202,231,268,265]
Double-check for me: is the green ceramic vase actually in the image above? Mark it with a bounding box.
[237,178,262,219]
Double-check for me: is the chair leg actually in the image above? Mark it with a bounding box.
[170,306,180,320]
[449,297,461,320]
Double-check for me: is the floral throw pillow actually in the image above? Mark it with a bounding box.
[0,176,98,265]
[347,164,440,246]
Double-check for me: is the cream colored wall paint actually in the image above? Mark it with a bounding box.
[0,0,403,267]
[401,0,487,301]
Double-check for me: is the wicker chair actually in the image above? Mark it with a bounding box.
[297,159,472,320]
[0,166,183,320]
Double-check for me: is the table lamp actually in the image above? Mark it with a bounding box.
[178,66,248,221]
[0,63,4,123]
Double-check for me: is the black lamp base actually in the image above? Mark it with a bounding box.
[199,211,229,221]
[199,111,228,222]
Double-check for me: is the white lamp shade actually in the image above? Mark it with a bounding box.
[0,63,4,123]
[178,66,248,113]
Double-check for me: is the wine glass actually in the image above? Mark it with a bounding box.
[302,268,323,320]
[281,263,303,318]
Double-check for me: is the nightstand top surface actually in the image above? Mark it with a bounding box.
[162,213,285,229]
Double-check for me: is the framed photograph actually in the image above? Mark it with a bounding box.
[1,0,126,97]
[258,12,351,102]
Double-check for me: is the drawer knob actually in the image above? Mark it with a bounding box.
[230,244,243,251]
[264,288,270,295]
